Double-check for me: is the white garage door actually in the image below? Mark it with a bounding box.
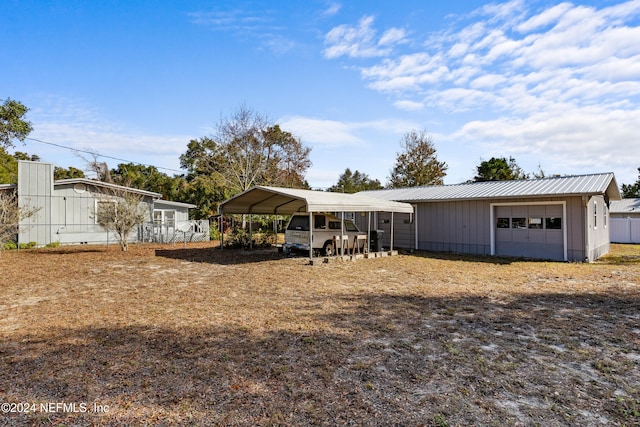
[495,205,564,260]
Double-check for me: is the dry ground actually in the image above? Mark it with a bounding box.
[0,242,639,426]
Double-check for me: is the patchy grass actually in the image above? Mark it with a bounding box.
[598,244,640,265]
[1,243,639,426]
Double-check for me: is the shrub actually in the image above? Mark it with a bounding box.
[45,241,60,248]
[3,240,17,250]
[223,228,275,249]
[210,225,221,241]
[18,241,37,249]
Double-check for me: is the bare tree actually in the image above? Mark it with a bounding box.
[94,187,148,251]
[180,105,312,194]
[75,149,113,182]
[0,190,39,250]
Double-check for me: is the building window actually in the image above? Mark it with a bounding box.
[497,218,510,228]
[511,218,527,229]
[594,201,598,229]
[528,217,543,229]
[546,217,562,230]
[604,205,607,228]
[154,210,176,227]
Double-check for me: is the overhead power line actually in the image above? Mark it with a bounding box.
[24,137,186,174]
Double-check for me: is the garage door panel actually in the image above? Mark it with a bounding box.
[495,204,564,261]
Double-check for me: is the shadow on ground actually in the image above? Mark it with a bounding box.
[154,246,284,265]
[2,291,639,426]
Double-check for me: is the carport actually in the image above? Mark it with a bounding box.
[218,186,414,262]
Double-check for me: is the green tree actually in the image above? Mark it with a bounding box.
[54,166,85,180]
[388,130,447,188]
[328,168,383,193]
[0,148,41,183]
[176,174,228,219]
[109,163,184,201]
[474,157,529,182]
[621,167,640,198]
[0,98,33,148]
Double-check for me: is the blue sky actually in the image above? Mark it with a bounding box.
[2,0,640,189]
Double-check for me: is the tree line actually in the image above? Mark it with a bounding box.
[3,98,640,224]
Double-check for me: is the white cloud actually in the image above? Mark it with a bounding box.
[322,1,640,184]
[517,2,573,32]
[278,116,365,146]
[393,100,424,111]
[278,115,419,147]
[451,106,640,176]
[379,27,407,46]
[26,97,190,174]
[322,2,342,16]
[323,15,406,59]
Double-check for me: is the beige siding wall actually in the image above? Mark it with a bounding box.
[586,195,610,262]
[352,194,609,261]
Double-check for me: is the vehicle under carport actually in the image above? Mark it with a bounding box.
[217,186,414,262]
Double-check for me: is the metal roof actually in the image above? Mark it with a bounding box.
[610,198,640,214]
[54,178,162,199]
[218,186,414,215]
[154,199,197,209]
[358,173,621,203]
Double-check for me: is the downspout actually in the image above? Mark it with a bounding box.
[367,211,371,253]
[390,211,394,252]
[413,204,418,251]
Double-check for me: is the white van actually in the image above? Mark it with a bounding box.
[284,213,367,256]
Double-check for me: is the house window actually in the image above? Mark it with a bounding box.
[497,218,510,228]
[528,217,543,229]
[511,218,527,229]
[153,210,176,227]
[546,217,562,230]
[165,211,175,227]
[594,201,598,229]
[604,205,607,228]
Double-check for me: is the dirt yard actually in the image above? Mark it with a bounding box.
[1,243,639,426]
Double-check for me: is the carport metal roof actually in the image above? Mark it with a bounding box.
[218,186,414,215]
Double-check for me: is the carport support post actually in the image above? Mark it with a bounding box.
[308,211,313,262]
[340,211,345,256]
[220,213,224,250]
[249,214,253,250]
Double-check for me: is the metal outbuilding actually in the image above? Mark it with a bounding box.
[217,186,414,261]
[358,173,622,262]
